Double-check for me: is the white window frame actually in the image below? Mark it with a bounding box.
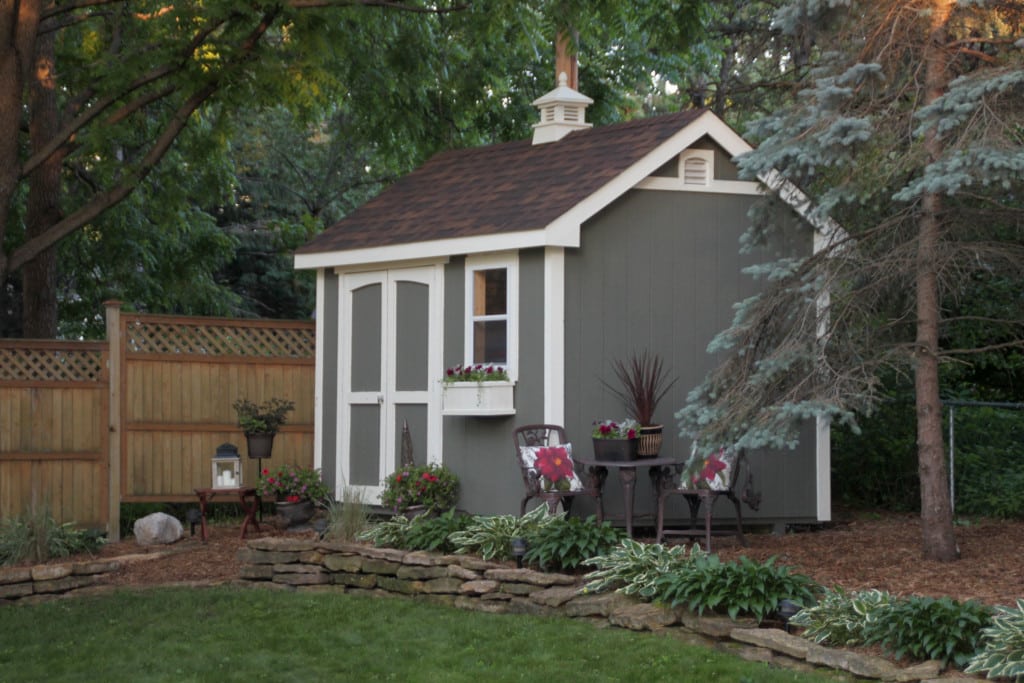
[463,252,519,381]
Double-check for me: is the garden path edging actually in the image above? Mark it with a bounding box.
[237,538,969,682]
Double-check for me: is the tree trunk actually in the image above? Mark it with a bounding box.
[0,2,42,297]
[22,19,60,339]
[915,0,958,562]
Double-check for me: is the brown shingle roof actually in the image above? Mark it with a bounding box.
[297,110,704,255]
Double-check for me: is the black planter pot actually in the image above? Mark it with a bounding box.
[276,499,316,526]
[592,437,639,462]
[245,432,275,459]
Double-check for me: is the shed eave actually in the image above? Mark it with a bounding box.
[293,228,577,271]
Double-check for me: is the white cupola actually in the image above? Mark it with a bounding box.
[531,72,593,145]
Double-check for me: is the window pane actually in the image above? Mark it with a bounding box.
[473,320,507,365]
[473,269,507,316]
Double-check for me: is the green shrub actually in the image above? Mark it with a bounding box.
[652,554,820,622]
[402,508,472,553]
[860,595,992,667]
[447,506,556,560]
[966,599,1024,680]
[788,588,894,647]
[522,515,625,572]
[583,539,708,599]
[0,507,105,565]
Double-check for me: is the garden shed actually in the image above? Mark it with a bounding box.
[294,74,831,527]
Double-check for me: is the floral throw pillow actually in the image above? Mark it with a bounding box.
[681,445,736,491]
[519,443,583,492]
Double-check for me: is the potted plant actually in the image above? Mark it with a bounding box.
[441,363,516,416]
[600,351,677,457]
[257,462,331,525]
[380,463,459,515]
[591,418,640,462]
[232,397,295,459]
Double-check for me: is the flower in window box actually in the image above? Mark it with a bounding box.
[443,363,510,383]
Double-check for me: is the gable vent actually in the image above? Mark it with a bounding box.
[683,156,709,185]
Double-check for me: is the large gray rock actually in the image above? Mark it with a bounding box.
[133,512,184,546]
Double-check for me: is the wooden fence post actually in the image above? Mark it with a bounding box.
[105,300,123,541]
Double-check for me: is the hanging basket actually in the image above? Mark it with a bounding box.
[637,425,664,458]
[245,432,275,459]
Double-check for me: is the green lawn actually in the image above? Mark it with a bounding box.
[0,587,850,682]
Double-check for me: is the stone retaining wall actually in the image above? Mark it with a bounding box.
[238,538,969,683]
[0,560,121,604]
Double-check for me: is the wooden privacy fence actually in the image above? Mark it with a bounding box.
[1,302,315,539]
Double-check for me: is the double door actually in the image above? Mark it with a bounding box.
[339,266,443,501]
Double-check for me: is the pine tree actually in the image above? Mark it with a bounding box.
[678,0,1024,561]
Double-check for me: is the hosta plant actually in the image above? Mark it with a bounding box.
[401,509,473,553]
[582,538,706,598]
[447,505,556,561]
[358,515,411,548]
[788,588,894,647]
[522,515,625,572]
[651,553,820,622]
[860,595,991,667]
[966,599,1024,681]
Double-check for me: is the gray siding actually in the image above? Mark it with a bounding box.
[320,271,339,491]
[564,189,818,524]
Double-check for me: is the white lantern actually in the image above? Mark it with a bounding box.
[212,443,242,489]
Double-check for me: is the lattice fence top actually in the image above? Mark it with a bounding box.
[125,320,315,358]
[0,346,106,383]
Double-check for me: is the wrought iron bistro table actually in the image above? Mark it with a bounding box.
[573,456,681,538]
[192,487,261,542]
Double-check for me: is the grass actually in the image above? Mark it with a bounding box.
[0,587,851,682]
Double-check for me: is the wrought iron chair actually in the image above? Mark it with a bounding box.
[512,424,603,520]
[655,447,760,551]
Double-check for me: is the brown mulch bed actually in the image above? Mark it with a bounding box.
[31,510,1024,607]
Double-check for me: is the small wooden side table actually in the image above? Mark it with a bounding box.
[192,487,261,541]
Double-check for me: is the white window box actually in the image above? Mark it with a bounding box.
[442,381,516,416]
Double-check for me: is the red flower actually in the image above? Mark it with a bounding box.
[533,446,574,483]
[626,428,637,439]
[285,494,301,503]
[262,468,269,475]
[599,423,614,436]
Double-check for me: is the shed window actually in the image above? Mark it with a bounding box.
[464,253,518,377]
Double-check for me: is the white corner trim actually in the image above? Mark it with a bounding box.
[313,270,325,473]
[816,414,832,522]
[543,247,566,426]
